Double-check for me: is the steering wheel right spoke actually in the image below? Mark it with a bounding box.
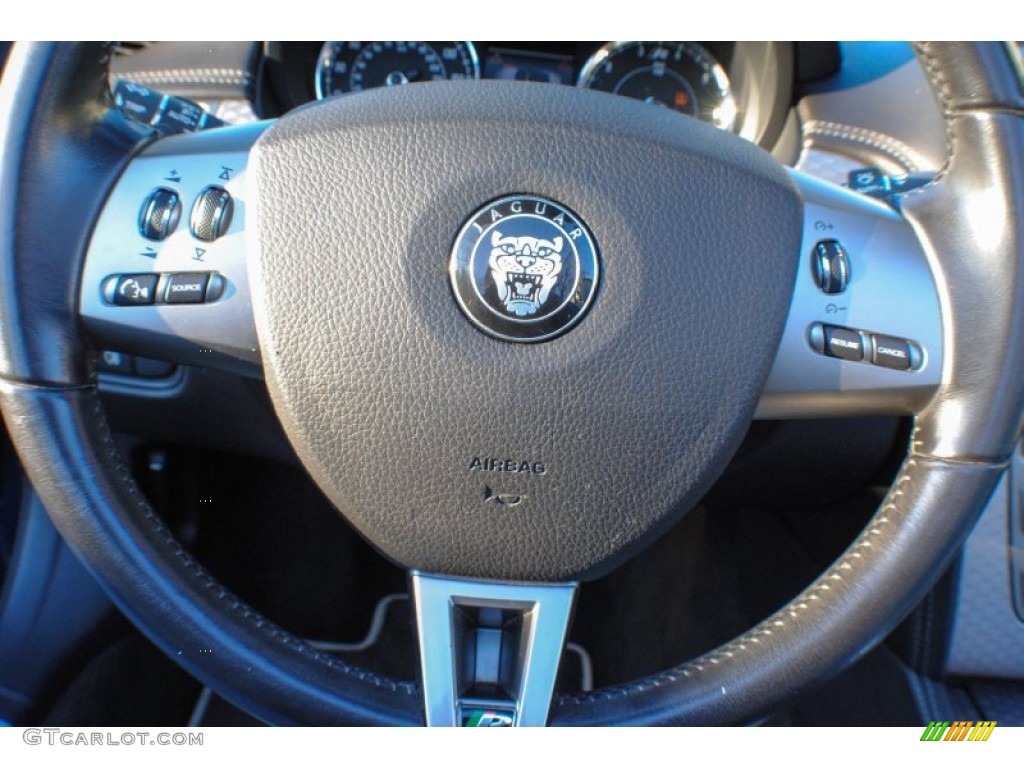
[80,122,269,379]
[756,169,944,418]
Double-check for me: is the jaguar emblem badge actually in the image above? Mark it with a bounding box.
[489,232,563,318]
[449,195,599,342]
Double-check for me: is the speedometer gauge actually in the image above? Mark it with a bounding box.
[578,41,737,132]
[315,41,479,99]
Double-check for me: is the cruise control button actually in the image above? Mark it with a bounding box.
[812,239,851,294]
[824,325,863,361]
[872,334,912,370]
[112,274,158,306]
[164,272,209,304]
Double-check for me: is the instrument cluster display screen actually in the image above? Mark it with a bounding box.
[484,48,575,86]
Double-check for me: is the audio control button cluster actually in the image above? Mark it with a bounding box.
[137,185,233,243]
[103,272,226,306]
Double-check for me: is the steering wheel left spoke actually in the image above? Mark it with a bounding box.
[411,573,576,726]
[80,122,268,378]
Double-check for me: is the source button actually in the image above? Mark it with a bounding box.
[164,272,209,304]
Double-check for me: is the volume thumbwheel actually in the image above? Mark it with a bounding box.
[190,185,233,242]
[138,187,182,241]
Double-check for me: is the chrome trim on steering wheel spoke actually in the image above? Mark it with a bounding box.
[411,572,576,727]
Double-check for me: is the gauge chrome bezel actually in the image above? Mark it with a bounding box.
[314,41,480,100]
[577,41,738,132]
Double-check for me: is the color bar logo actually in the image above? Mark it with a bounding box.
[920,721,997,741]
[461,709,514,727]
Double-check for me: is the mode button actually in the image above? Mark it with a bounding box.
[164,273,208,304]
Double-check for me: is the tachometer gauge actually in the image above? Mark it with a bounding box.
[578,41,737,131]
[315,41,479,99]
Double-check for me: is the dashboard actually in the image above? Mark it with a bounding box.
[257,41,795,148]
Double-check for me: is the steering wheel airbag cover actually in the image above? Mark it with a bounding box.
[249,81,802,581]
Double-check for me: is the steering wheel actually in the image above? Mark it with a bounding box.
[1,42,1022,726]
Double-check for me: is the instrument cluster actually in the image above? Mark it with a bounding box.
[312,41,739,132]
[256,41,792,148]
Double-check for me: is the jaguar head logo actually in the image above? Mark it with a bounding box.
[488,231,564,317]
[449,195,598,342]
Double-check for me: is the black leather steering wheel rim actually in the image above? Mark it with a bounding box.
[0,42,1022,726]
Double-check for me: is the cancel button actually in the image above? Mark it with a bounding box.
[872,334,912,370]
[164,272,209,304]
